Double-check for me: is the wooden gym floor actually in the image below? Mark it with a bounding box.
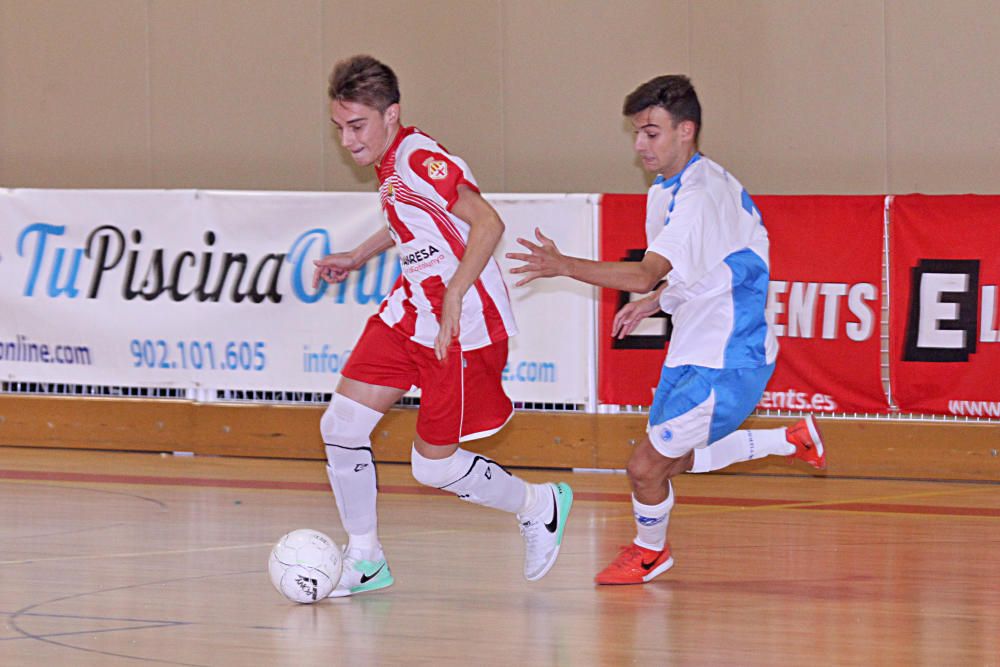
[1,445,997,666]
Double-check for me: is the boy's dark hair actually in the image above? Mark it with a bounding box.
[623,75,701,141]
[328,55,400,112]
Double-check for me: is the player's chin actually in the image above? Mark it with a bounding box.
[352,151,377,167]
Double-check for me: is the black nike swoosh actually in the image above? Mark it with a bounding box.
[544,489,559,533]
[359,564,385,584]
[640,558,659,571]
[803,443,813,451]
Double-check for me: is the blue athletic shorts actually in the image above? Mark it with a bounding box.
[646,363,775,458]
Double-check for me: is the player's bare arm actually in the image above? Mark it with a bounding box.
[433,184,505,360]
[312,227,395,288]
[507,227,671,293]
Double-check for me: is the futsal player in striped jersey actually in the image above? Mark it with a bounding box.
[508,75,825,585]
[313,55,572,596]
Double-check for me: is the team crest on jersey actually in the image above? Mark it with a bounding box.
[423,157,448,180]
[385,182,396,204]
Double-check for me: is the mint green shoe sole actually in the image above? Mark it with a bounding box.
[526,482,573,582]
[553,482,573,548]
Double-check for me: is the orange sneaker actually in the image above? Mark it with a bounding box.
[786,415,826,470]
[594,543,674,585]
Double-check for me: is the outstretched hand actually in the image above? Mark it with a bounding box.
[505,227,568,287]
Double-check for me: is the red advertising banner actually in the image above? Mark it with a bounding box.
[598,194,889,413]
[889,195,1000,416]
[598,194,667,405]
[759,195,888,413]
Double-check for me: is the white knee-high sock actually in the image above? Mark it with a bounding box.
[325,445,380,555]
[633,482,674,551]
[321,394,385,558]
[689,428,795,473]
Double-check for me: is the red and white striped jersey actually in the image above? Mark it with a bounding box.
[375,126,518,350]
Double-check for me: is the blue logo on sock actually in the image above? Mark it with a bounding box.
[635,514,666,526]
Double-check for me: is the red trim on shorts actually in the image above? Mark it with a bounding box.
[414,336,512,445]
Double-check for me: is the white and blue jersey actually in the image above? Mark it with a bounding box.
[643,153,778,457]
[645,153,778,370]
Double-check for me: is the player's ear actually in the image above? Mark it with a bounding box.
[680,119,695,141]
[384,103,400,125]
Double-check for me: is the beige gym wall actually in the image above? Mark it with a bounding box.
[1,0,998,195]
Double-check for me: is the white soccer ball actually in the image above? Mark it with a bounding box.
[268,528,343,603]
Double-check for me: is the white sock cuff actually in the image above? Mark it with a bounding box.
[689,447,712,473]
[632,486,674,516]
[410,445,473,488]
[412,446,525,514]
[346,532,381,557]
[634,537,665,552]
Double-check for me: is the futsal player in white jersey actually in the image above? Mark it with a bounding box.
[312,55,572,596]
[508,75,825,585]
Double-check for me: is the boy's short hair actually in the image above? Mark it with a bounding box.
[623,75,701,140]
[328,55,400,112]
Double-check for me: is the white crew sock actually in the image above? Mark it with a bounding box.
[633,482,674,551]
[346,532,381,559]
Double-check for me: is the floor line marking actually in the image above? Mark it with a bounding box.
[2,468,997,519]
[0,542,272,566]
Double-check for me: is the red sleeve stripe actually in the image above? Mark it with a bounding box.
[447,179,480,211]
[408,148,469,209]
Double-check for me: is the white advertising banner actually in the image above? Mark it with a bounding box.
[0,189,595,405]
[492,194,596,405]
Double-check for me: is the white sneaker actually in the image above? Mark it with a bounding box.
[327,547,394,598]
[517,482,573,581]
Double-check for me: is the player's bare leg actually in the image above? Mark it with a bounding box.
[595,439,687,585]
[596,415,827,586]
[411,436,573,582]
